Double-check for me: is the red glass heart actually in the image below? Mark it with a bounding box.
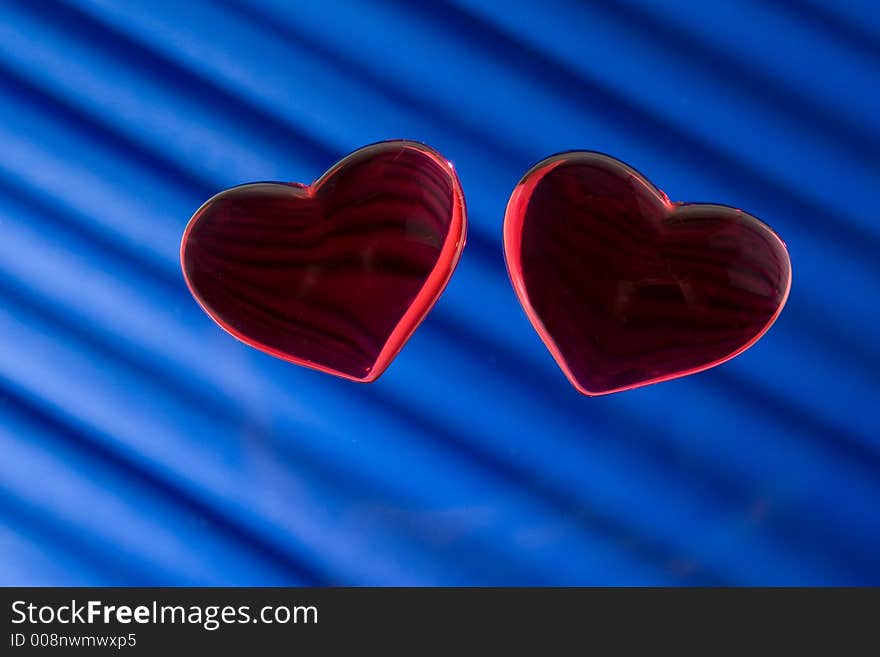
[504,152,791,396]
[181,140,466,381]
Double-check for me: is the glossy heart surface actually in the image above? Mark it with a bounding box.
[504,152,791,396]
[181,140,466,381]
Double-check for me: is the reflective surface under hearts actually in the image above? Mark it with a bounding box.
[181,141,466,381]
[504,152,792,396]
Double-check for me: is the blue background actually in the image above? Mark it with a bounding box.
[1,0,878,585]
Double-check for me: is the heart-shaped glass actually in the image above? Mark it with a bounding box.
[181,140,466,381]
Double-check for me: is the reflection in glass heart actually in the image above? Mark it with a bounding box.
[504,152,791,396]
[181,140,466,381]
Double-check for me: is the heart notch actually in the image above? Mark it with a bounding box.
[504,151,791,396]
[181,140,466,382]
